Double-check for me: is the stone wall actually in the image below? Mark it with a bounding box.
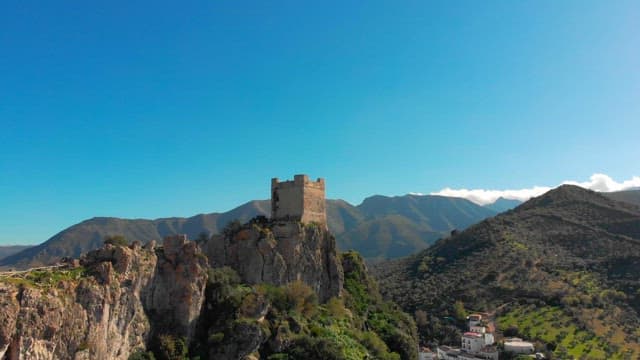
[271,175,326,226]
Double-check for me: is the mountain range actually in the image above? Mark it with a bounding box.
[374,186,640,358]
[1,195,512,269]
[0,245,33,261]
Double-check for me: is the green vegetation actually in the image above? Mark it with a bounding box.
[374,185,640,357]
[187,251,417,360]
[0,266,87,289]
[104,235,128,246]
[154,335,188,360]
[497,304,621,359]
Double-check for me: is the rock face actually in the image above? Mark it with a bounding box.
[145,235,208,341]
[202,221,343,302]
[0,236,208,360]
[0,220,343,359]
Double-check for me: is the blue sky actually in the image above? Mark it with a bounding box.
[1,1,638,245]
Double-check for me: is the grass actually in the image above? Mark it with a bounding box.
[0,267,87,289]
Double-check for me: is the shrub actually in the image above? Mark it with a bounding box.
[155,334,188,360]
[104,235,128,246]
[207,332,224,344]
[128,350,156,360]
[287,335,344,360]
[285,280,318,317]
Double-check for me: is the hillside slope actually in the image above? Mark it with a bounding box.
[0,246,33,261]
[604,189,640,207]
[375,185,640,359]
[2,195,495,269]
[339,195,496,259]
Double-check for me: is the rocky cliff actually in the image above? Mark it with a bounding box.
[201,220,343,302]
[0,220,347,359]
[0,235,208,360]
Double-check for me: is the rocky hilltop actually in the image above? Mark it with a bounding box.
[0,219,412,360]
[200,219,343,302]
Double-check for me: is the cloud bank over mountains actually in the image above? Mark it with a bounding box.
[430,173,640,206]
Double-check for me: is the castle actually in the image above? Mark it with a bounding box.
[271,174,326,226]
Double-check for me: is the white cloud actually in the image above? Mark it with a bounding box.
[429,173,640,206]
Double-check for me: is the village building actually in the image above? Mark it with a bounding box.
[467,314,483,328]
[437,314,498,360]
[504,338,535,355]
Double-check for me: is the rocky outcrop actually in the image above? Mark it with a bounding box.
[0,235,209,360]
[0,220,344,359]
[145,235,208,341]
[202,221,343,302]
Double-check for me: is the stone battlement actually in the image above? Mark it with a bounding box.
[271,175,325,190]
[271,174,326,226]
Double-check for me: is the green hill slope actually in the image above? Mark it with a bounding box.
[375,185,640,359]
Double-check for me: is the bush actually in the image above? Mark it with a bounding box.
[287,336,344,360]
[128,350,156,360]
[207,332,224,344]
[360,331,400,360]
[104,235,128,246]
[155,334,188,360]
[285,280,318,316]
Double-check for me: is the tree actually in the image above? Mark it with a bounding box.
[453,301,466,322]
[414,310,428,327]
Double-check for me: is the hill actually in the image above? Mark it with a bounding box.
[1,195,495,269]
[0,200,269,269]
[604,189,640,207]
[341,195,496,259]
[0,245,34,261]
[374,185,640,359]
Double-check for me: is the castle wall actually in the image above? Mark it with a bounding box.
[271,175,326,226]
[272,184,304,221]
[302,185,326,225]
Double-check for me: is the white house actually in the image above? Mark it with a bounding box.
[461,332,486,353]
[467,314,483,328]
[504,338,535,354]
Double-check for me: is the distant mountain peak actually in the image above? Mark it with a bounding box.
[483,197,522,213]
[516,184,614,212]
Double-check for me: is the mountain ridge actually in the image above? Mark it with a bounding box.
[1,195,497,269]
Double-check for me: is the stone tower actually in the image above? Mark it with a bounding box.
[271,174,326,226]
